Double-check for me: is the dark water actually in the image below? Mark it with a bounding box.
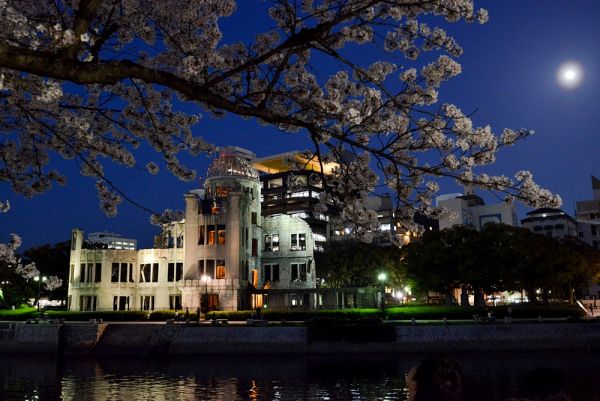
[1,351,599,401]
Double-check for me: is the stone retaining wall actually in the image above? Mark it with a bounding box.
[1,322,600,355]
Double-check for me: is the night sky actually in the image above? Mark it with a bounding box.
[2,0,600,250]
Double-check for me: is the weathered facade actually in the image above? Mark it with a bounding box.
[68,151,316,312]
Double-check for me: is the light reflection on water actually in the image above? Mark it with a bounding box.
[1,351,599,401]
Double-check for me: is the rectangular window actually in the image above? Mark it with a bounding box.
[168,263,183,282]
[113,296,129,311]
[176,234,184,248]
[206,260,215,279]
[268,178,283,188]
[207,225,216,245]
[252,238,258,256]
[198,225,205,245]
[291,233,306,251]
[264,234,280,252]
[264,264,280,282]
[94,262,102,283]
[86,263,93,283]
[152,263,159,282]
[169,295,182,310]
[291,263,307,281]
[218,225,226,245]
[120,262,128,283]
[69,264,74,283]
[168,263,174,282]
[176,262,183,281]
[216,260,226,279]
[251,212,257,225]
[79,295,97,312]
[80,263,86,283]
[141,295,155,311]
[140,263,151,283]
[592,225,598,236]
[111,263,119,282]
[198,260,205,276]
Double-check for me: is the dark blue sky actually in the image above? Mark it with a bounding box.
[2,0,600,250]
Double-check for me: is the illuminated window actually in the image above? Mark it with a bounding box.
[216,260,226,279]
[268,178,283,188]
[291,233,306,251]
[264,234,280,252]
[216,185,229,198]
[207,225,216,245]
[218,225,226,245]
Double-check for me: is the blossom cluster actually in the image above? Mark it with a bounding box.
[0,1,560,242]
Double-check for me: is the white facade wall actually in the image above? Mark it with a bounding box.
[438,196,516,231]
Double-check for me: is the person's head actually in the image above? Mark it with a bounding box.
[520,367,571,401]
[407,353,464,401]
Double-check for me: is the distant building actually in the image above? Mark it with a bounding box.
[576,176,600,250]
[87,232,137,250]
[68,150,317,312]
[437,186,517,230]
[520,208,578,239]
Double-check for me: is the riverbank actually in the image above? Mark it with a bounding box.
[1,320,600,355]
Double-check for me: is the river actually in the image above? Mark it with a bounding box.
[0,350,598,400]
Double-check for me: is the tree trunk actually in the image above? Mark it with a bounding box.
[460,285,470,307]
[473,288,485,307]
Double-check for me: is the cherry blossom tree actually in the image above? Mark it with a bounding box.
[0,233,63,291]
[0,0,560,243]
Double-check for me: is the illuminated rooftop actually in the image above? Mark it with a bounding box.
[252,152,338,175]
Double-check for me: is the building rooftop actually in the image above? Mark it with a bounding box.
[252,152,338,175]
[207,152,259,181]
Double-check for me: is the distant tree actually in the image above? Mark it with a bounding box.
[0,0,560,239]
[402,224,600,305]
[315,240,403,288]
[0,234,63,309]
[23,241,70,304]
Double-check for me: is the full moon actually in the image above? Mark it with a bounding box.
[557,62,583,89]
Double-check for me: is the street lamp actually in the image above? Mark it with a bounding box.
[378,272,387,314]
[33,275,47,311]
[201,274,210,317]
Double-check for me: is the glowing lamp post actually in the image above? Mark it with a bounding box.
[201,274,210,316]
[378,272,387,314]
[33,275,47,311]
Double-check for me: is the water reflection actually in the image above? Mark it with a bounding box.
[0,351,599,401]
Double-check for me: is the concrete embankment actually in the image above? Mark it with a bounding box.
[1,322,599,355]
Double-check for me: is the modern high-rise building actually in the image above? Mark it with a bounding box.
[87,232,137,250]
